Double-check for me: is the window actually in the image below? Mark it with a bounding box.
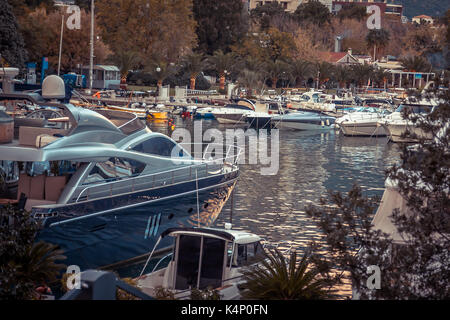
[83,157,145,185]
[234,241,265,267]
[132,136,185,158]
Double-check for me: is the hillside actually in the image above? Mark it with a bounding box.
[394,0,450,18]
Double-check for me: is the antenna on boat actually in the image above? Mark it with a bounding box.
[195,169,200,227]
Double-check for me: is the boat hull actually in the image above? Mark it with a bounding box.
[34,171,238,270]
[381,122,431,143]
[213,113,247,124]
[245,116,273,129]
[339,122,387,136]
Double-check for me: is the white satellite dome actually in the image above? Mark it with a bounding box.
[42,75,65,99]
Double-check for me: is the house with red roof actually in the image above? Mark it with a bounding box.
[318,49,359,65]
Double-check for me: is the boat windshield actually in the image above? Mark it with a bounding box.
[395,104,433,114]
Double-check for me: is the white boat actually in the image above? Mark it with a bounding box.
[135,224,266,300]
[294,90,337,113]
[336,107,390,137]
[378,98,439,143]
[212,99,256,124]
[272,110,336,131]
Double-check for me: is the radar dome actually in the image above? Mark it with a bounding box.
[42,75,65,99]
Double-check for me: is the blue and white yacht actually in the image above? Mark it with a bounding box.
[271,111,336,131]
[0,76,241,270]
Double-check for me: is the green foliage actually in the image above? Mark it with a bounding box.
[337,4,368,22]
[400,55,432,72]
[154,286,176,300]
[306,88,450,299]
[0,205,66,299]
[240,248,337,300]
[0,0,28,68]
[294,0,331,27]
[190,287,221,300]
[193,0,248,55]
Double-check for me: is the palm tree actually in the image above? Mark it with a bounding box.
[181,53,206,90]
[207,50,237,90]
[333,64,352,89]
[365,29,390,61]
[145,60,177,90]
[349,63,375,87]
[291,59,313,88]
[314,61,335,88]
[372,68,391,88]
[399,56,432,72]
[237,68,263,97]
[265,59,290,89]
[240,249,336,300]
[107,50,141,84]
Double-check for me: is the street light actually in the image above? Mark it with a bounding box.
[54,1,73,76]
[155,66,161,104]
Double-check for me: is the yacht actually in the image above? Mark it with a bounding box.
[336,107,391,137]
[135,224,266,300]
[212,99,257,124]
[378,98,439,143]
[271,110,336,131]
[293,90,336,113]
[0,76,241,270]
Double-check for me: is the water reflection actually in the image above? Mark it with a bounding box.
[147,118,401,252]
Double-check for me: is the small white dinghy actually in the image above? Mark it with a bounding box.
[134,224,266,300]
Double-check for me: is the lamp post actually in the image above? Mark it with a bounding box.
[54,1,72,76]
[155,66,161,104]
[88,0,95,94]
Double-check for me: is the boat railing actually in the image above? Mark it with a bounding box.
[74,143,242,203]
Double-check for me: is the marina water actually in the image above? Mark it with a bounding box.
[117,117,402,277]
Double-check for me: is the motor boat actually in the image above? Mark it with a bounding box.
[212,99,256,124]
[336,107,391,137]
[271,110,336,131]
[194,106,215,119]
[0,76,241,270]
[378,98,439,143]
[135,224,266,300]
[293,90,336,113]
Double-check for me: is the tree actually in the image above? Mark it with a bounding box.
[250,1,290,31]
[333,64,352,89]
[193,0,248,55]
[0,204,66,300]
[0,0,28,68]
[400,55,432,72]
[265,59,290,89]
[290,59,313,87]
[294,0,331,27]
[237,68,263,97]
[337,4,367,22]
[19,7,110,73]
[314,61,335,88]
[145,60,177,89]
[107,50,141,84]
[365,29,390,61]
[181,53,206,90]
[349,63,374,87]
[207,50,238,90]
[97,0,197,64]
[240,249,336,300]
[305,88,450,299]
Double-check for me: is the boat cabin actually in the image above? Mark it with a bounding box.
[146,227,265,292]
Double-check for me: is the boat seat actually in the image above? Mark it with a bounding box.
[19,126,66,147]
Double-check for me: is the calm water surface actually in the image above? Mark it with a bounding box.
[116,117,401,277]
[149,117,401,252]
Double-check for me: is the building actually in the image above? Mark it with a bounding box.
[80,65,121,90]
[412,15,434,25]
[318,50,359,65]
[249,0,301,12]
[331,0,403,17]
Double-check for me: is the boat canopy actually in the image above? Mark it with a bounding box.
[161,227,261,244]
